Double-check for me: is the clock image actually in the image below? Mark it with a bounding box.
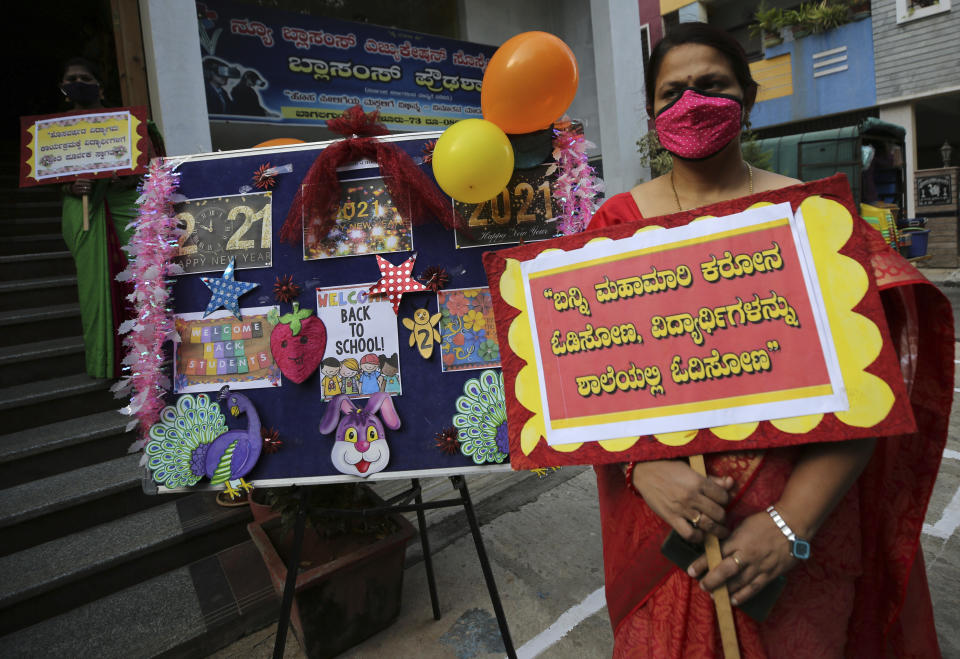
[173,192,273,275]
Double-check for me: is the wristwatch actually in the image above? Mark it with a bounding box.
[766,505,811,560]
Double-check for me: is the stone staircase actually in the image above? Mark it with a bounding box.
[0,158,278,658]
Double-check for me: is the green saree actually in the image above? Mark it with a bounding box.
[61,181,139,378]
[61,120,163,379]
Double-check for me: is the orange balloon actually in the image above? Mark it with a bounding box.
[482,31,578,135]
[253,138,305,148]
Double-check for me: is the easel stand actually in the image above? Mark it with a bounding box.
[272,476,517,659]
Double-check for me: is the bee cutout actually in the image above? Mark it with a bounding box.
[402,308,442,359]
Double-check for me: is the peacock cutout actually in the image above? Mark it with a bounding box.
[453,369,509,464]
[145,386,263,499]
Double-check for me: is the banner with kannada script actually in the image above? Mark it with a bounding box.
[19,107,149,188]
[518,203,846,446]
[196,0,496,131]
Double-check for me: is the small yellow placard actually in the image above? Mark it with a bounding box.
[19,106,148,187]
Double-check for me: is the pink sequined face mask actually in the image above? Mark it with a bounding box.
[654,88,742,160]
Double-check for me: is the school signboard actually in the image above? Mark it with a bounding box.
[196,0,496,131]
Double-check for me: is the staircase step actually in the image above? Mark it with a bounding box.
[0,371,111,409]
[0,492,252,634]
[0,250,75,279]
[0,455,174,559]
[0,453,142,531]
[0,215,61,236]
[0,409,128,464]
[0,539,276,656]
[0,373,115,432]
[0,200,61,219]
[0,336,85,387]
[0,408,133,486]
[0,233,66,255]
[0,302,81,347]
[0,274,78,309]
[0,302,79,326]
[0,187,61,205]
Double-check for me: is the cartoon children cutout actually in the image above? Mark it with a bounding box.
[321,357,341,398]
[359,353,381,394]
[340,357,361,395]
[378,353,401,393]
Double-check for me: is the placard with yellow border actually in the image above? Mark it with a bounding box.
[19,106,149,187]
[522,202,847,446]
[481,176,917,469]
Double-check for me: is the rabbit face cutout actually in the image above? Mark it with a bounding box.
[319,393,401,478]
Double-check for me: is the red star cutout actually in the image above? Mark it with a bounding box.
[368,254,427,314]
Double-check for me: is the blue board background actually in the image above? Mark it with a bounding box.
[170,134,509,483]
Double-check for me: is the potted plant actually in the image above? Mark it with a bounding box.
[248,484,416,658]
[783,5,812,38]
[248,486,278,525]
[807,0,851,32]
[749,1,786,48]
[636,131,675,178]
[849,0,871,20]
[780,0,851,37]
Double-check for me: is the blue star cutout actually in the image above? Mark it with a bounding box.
[201,258,258,319]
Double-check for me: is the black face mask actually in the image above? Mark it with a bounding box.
[61,81,100,106]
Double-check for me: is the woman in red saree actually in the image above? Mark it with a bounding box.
[589,24,949,657]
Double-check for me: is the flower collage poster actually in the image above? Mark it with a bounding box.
[437,287,501,372]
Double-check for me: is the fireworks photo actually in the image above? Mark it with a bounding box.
[303,177,413,260]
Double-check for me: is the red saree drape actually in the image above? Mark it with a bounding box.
[590,191,950,658]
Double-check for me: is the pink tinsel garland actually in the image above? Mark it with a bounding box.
[112,159,183,453]
[550,124,604,235]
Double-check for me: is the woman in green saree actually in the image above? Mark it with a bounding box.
[59,57,164,378]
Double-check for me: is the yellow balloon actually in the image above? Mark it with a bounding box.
[432,119,515,204]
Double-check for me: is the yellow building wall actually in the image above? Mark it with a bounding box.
[660,0,691,15]
[750,54,793,102]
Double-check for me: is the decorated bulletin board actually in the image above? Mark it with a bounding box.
[149,132,564,488]
[483,175,918,470]
[19,106,149,187]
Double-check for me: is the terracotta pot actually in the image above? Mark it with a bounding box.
[248,491,416,658]
[248,489,278,525]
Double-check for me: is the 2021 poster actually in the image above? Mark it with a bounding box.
[453,164,560,248]
[303,177,413,260]
[173,192,273,274]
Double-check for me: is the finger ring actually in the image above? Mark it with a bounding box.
[732,555,743,570]
[690,512,702,529]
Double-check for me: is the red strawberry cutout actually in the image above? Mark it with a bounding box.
[269,303,327,384]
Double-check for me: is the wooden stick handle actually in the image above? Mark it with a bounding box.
[82,194,89,232]
[689,453,740,659]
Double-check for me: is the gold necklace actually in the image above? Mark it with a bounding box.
[671,163,753,212]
